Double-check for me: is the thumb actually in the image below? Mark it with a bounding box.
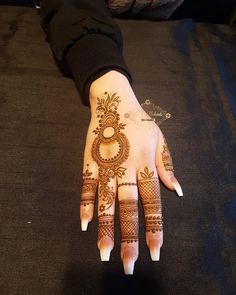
[155,131,183,197]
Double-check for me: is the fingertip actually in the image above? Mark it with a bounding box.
[80,211,93,231]
[98,237,114,262]
[121,244,138,275]
[123,257,135,275]
[150,247,160,261]
[81,219,89,231]
[100,247,111,261]
[170,176,183,197]
[149,239,161,261]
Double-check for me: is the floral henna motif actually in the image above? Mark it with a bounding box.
[92,92,130,211]
[81,164,98,207]
[161,137,174,172]
[138,167,163,233]
[119,199,138,243]
[98,213,114,242]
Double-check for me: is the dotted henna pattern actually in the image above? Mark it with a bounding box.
[119,199,138,243]
[138,167,163,233]
[92,92,130,211]
[81,164,98,206]
[117,182,137,188]
[98,213,114,242]
[145,215,163,233]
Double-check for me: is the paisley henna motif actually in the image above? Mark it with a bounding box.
[81,164,98,207]
[92,92,130,211]
[161,137,174,172]
[119,199,138,243]
[138,167,163,233]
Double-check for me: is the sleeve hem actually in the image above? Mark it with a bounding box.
[65,34,132,106]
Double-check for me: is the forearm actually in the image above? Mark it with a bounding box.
[40,0,132,105]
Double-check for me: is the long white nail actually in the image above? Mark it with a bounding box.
[150,247,160,261]
[100,248,111,261]
[123,258,135,275]
[81,219,89,231]
[171,176,183,197]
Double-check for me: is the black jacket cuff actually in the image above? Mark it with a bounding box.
[65,34,132,106]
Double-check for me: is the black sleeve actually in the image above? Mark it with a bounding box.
[39,0,132,106]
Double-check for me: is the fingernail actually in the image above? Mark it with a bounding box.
[123,258,135,275]
[100,247,111,261]
[81,219,89,231]
[171,176,183,197]
[150,246,160,261]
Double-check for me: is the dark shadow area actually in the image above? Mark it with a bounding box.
[1,0,236,24]
[63,262,162,295]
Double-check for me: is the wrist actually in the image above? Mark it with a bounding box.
[89,70,140,113]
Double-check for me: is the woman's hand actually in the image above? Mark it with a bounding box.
[80,71,183,275]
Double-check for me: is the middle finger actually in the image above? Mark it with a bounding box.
[118,174,139,275]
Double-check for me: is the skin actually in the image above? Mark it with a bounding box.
[80,70,183,275]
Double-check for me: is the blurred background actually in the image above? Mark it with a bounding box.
[1,0,236,24]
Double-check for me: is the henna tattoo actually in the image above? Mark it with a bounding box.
[91,92,130,210]
[145,216,163,233]
[82,164,95,179]
[138,167,163,233]
[81,164,98,206]
[99,204,106,213]
[98,213,114,242]
[119,199,138,243]
[117,182,137,188]
[161,137,174,172]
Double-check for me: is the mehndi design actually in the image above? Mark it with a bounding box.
[119,199,138,243]
[92,92,130,211]
[98,213,114,242]
[138,167,163,233]
[117,182,137,188]
[81,164,98,206]
[161,137,174,172]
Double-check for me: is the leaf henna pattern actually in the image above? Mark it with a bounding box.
[140,166,154,179]
[92,92,130,211]
[161,137,174,172]
[138,167,163,233]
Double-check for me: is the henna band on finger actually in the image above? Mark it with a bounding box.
[119,199,138,243]
[161,137,174,172]
[117,182,137,188]
[145,216,163,233]
[98,213,114,242]
[81,164,98,206]
[138,167,163,233]
[81,178,98,206]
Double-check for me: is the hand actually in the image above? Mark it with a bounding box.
[80,71,183,275]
